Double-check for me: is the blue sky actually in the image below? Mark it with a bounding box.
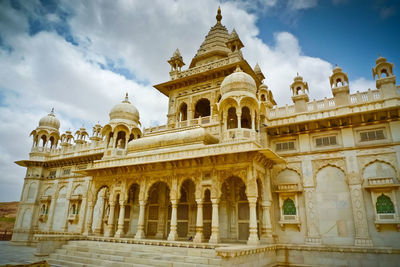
[0,0,399,201]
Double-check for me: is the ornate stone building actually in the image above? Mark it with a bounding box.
[11,8,400,267]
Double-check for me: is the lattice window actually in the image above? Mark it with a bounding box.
[315,136,337,147]
[283,198,296,215]
[276,141,295,151]
[376,194,395,214]
[360,129,385,142]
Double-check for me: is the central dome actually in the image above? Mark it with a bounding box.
[39,108,60,130]
[220,66,257,97]
[109,94,140,123]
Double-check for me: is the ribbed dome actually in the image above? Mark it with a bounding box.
[332,65,343,74]
[109,94,140,123]
[220,66,257,96]
[39,109,60,130]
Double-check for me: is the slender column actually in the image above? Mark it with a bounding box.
[84,201,94,235]
[61,198,71,232]
[237,112,241,129]
[209,199,220,244]
[261,201,273,242]
[193,199,204,243]
[168,199,178,241]
[134,200,146,239]
[78,196,87,234]
[223,114,227,131]
[247,197,260,245]
[251,111,255,130]
[115,201,126,238]
[105,201,116,237]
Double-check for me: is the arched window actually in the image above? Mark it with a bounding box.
[283,198,296,215]
[296,87,302,95]
[376,194,395,214]
[261,94,266,101]
[241,107,251,129]
[227,107,237,129]
[40,135,47,147]
[179,103,187,121]
[194,98,210,118]
[381,69,388,78]
[336,78,343,87]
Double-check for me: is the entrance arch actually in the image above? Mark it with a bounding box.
[220,176,249,242]
[145,181,170,239]
[177,179,196,239]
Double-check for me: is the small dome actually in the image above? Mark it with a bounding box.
[376,56,386,65]
[332,65,343,73]
[109,93,140,123]
[39,109,60,130]
[220,66,257,96]
[294,73,303,82]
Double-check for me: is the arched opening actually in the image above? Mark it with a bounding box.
[126,183,140,237]
[260,94,266,101]
[217,95,222,103]
[296,87,302,95]
[179,103,188,122]
[336,78,343,87]
[203,189,212,241]
[376,194,395,214]
[177,179,196,239]
[115,131,126,148]
[146,182,170,239]
[220,176,249,242]
[227,107,237,129]
[194,98,210,118]
[49,136,55,148]
[381,69,388,78]
[40,135,47,147]
[241,107,251,129]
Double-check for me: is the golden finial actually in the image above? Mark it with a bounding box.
[216,6,222,23]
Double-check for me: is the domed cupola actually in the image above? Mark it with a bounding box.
[109,93,140,125]
[220,66,257,101]
[30,108,60,150]
[38,108,60,130]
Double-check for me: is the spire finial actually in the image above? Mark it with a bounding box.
[296,72,299,76]
[216,6,222,23]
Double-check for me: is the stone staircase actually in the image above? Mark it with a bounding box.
[47,240,223,267]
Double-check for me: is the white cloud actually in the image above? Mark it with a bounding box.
[349,77,376,93]
[0,0,376,202]
[288,0,318,10]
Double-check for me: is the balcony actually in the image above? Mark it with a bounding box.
[364,177,400,189]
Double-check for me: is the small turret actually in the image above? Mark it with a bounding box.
[290,74,309,113]
[30,108,60,150]
[226,29,244,55]
[168,48,185,80]
[330,65,350,106]
[254,63,265,83]
[90,122,102,142]
[372,56,397,98]
[74,127,89,144]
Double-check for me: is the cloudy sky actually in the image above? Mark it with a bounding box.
[0,0,399,202]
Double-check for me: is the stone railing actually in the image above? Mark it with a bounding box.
[367,177,394,186]
[144,115,219,135]
[268,89,382,119]
[31,141,105,159]
[274,183,301,192]
[173,55,241,80]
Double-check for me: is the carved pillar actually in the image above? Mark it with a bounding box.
[78,196,87,234]
[248,197,260,245]
[84,201,94,235]
[304,187,321,244]
[251,110,255,130]
[134,200,146,239]
[209,199,220,244]
[237,111,242,129]
[168,199,178,241]
[261,201,273,241]
[193,199,204,243]
[61,198,71,232]
[349,181,373,246]
[105,201,116,237]
[115,201,126,238]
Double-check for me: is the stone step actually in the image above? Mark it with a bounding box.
[47,258,102,267]
[49,253,154,267]
[54,247,221,265]
[65,241,217,258]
